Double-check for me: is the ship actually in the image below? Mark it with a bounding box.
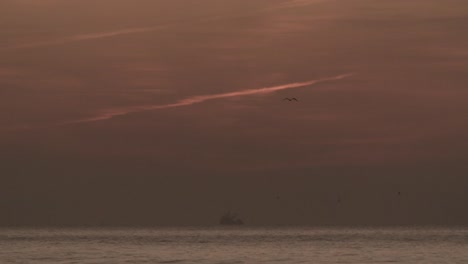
[219,211,244,225]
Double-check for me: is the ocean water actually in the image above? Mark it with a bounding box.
[1,227,468,263]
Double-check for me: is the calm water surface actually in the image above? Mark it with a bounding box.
[1,227,468,263]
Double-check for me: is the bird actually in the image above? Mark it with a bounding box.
[283,97,298,101]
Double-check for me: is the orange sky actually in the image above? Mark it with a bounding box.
[1,0,468,225]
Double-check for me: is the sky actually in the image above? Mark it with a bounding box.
[1,0,468,226]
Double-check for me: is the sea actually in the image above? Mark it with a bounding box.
[1,227,468,263]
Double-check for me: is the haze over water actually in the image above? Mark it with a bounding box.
[2,227,468,264]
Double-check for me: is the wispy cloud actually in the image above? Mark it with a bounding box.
[6,0,333,51]
[65,73,353,125]
[8,26,165,50]
[5,1,327,51]
[270,0,328,10]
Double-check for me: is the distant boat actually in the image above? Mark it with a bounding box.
[220,211,244,225]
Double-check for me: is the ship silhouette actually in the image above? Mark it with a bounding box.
[219,211,244,225]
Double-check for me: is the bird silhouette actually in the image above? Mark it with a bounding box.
[283,97,298,101]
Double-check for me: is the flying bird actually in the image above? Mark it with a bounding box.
[283,97,298,101]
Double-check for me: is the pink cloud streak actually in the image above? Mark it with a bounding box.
[8,27,164,50]
[65,73,353,124]
[5,1,326,51]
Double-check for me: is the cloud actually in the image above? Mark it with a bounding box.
[5,0,332,51]
[272,0,328,9]
[7,26,165,50]
[64,73,353,125]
